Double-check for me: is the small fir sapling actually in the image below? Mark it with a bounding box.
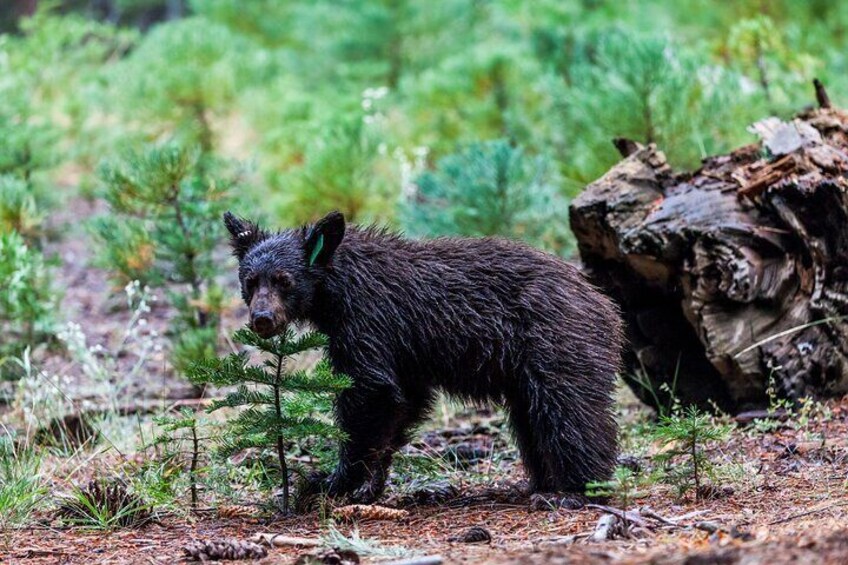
[90,142,234,372]
[650,405,732,501]
[152,408,209,510]
[585,466,653,512]
[186,327,351,514]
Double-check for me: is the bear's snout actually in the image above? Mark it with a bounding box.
[251,310,278,338]
[249,285,287,337]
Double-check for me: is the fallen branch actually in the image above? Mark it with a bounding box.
[734,409,791,425]
[767,501,848,526]
[250,533,322,548]
[639,507,681,526]
[585,504,650,529]
[590,514,620,542]
[381,557,444,565]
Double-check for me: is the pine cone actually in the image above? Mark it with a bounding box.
[183,539,268,561]
[57,479,151,528]
[449,525,492,544]
[332,504,409,522]
[217,504,259,520]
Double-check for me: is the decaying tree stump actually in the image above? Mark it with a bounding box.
[571,81,848,413]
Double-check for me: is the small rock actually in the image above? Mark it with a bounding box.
[294,548,360,565]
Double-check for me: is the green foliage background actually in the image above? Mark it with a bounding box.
[1,0,847,363]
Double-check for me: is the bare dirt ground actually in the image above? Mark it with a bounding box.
[2,196,848,565]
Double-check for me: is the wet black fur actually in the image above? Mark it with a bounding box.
[224,211,623,501]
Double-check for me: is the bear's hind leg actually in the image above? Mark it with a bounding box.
[506,392,550,492]
[519,367,617,493]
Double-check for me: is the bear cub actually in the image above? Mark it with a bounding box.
[224,210,623,503]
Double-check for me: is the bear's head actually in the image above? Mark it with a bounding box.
[223,210,346,338]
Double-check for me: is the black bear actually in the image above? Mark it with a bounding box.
[223,210,622,502]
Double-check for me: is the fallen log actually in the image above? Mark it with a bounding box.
[570,80,848,413]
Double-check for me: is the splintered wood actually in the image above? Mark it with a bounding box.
[570,82,848,412]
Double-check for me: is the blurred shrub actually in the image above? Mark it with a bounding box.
[396,42,544,160]
[90,142,233,371]
[0,176,47,243]
[189,0,294,47]
[0,231,55,358]
[548,30,758,184]
[110,16,266,155]
[725,15,821,111]
[403,139,572,255]
[276,114,396,226]
[2,10,137,190]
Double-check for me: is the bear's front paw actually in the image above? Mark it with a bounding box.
[348,481,386,505]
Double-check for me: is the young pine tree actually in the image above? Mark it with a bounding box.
[651,405,732,502]
[585,466,653,512]
[91,142,233,373]
[186,328,351,514]
[403,139,572,255]
[152,408,208,510]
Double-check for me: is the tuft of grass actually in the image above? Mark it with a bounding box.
[322,524,418,559]
[57,477,153,531]
[0,437,46,536]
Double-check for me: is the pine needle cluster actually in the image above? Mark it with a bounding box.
[152,408,207,510]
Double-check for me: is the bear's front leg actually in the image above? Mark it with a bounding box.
[324,378,406,500]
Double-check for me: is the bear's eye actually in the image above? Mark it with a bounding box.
[244,275,258,295]
[275,272,293,290]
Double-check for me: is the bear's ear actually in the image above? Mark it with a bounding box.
[304,211,345,267]
[223,211,267,261]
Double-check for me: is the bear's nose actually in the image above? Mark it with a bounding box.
[251,311,275,337]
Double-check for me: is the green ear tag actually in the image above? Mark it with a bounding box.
[309,233,324,266]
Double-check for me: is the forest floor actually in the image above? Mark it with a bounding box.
[2,195,848,564]
[4,394,848,565]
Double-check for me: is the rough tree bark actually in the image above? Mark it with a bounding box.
[571,82,848,413]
